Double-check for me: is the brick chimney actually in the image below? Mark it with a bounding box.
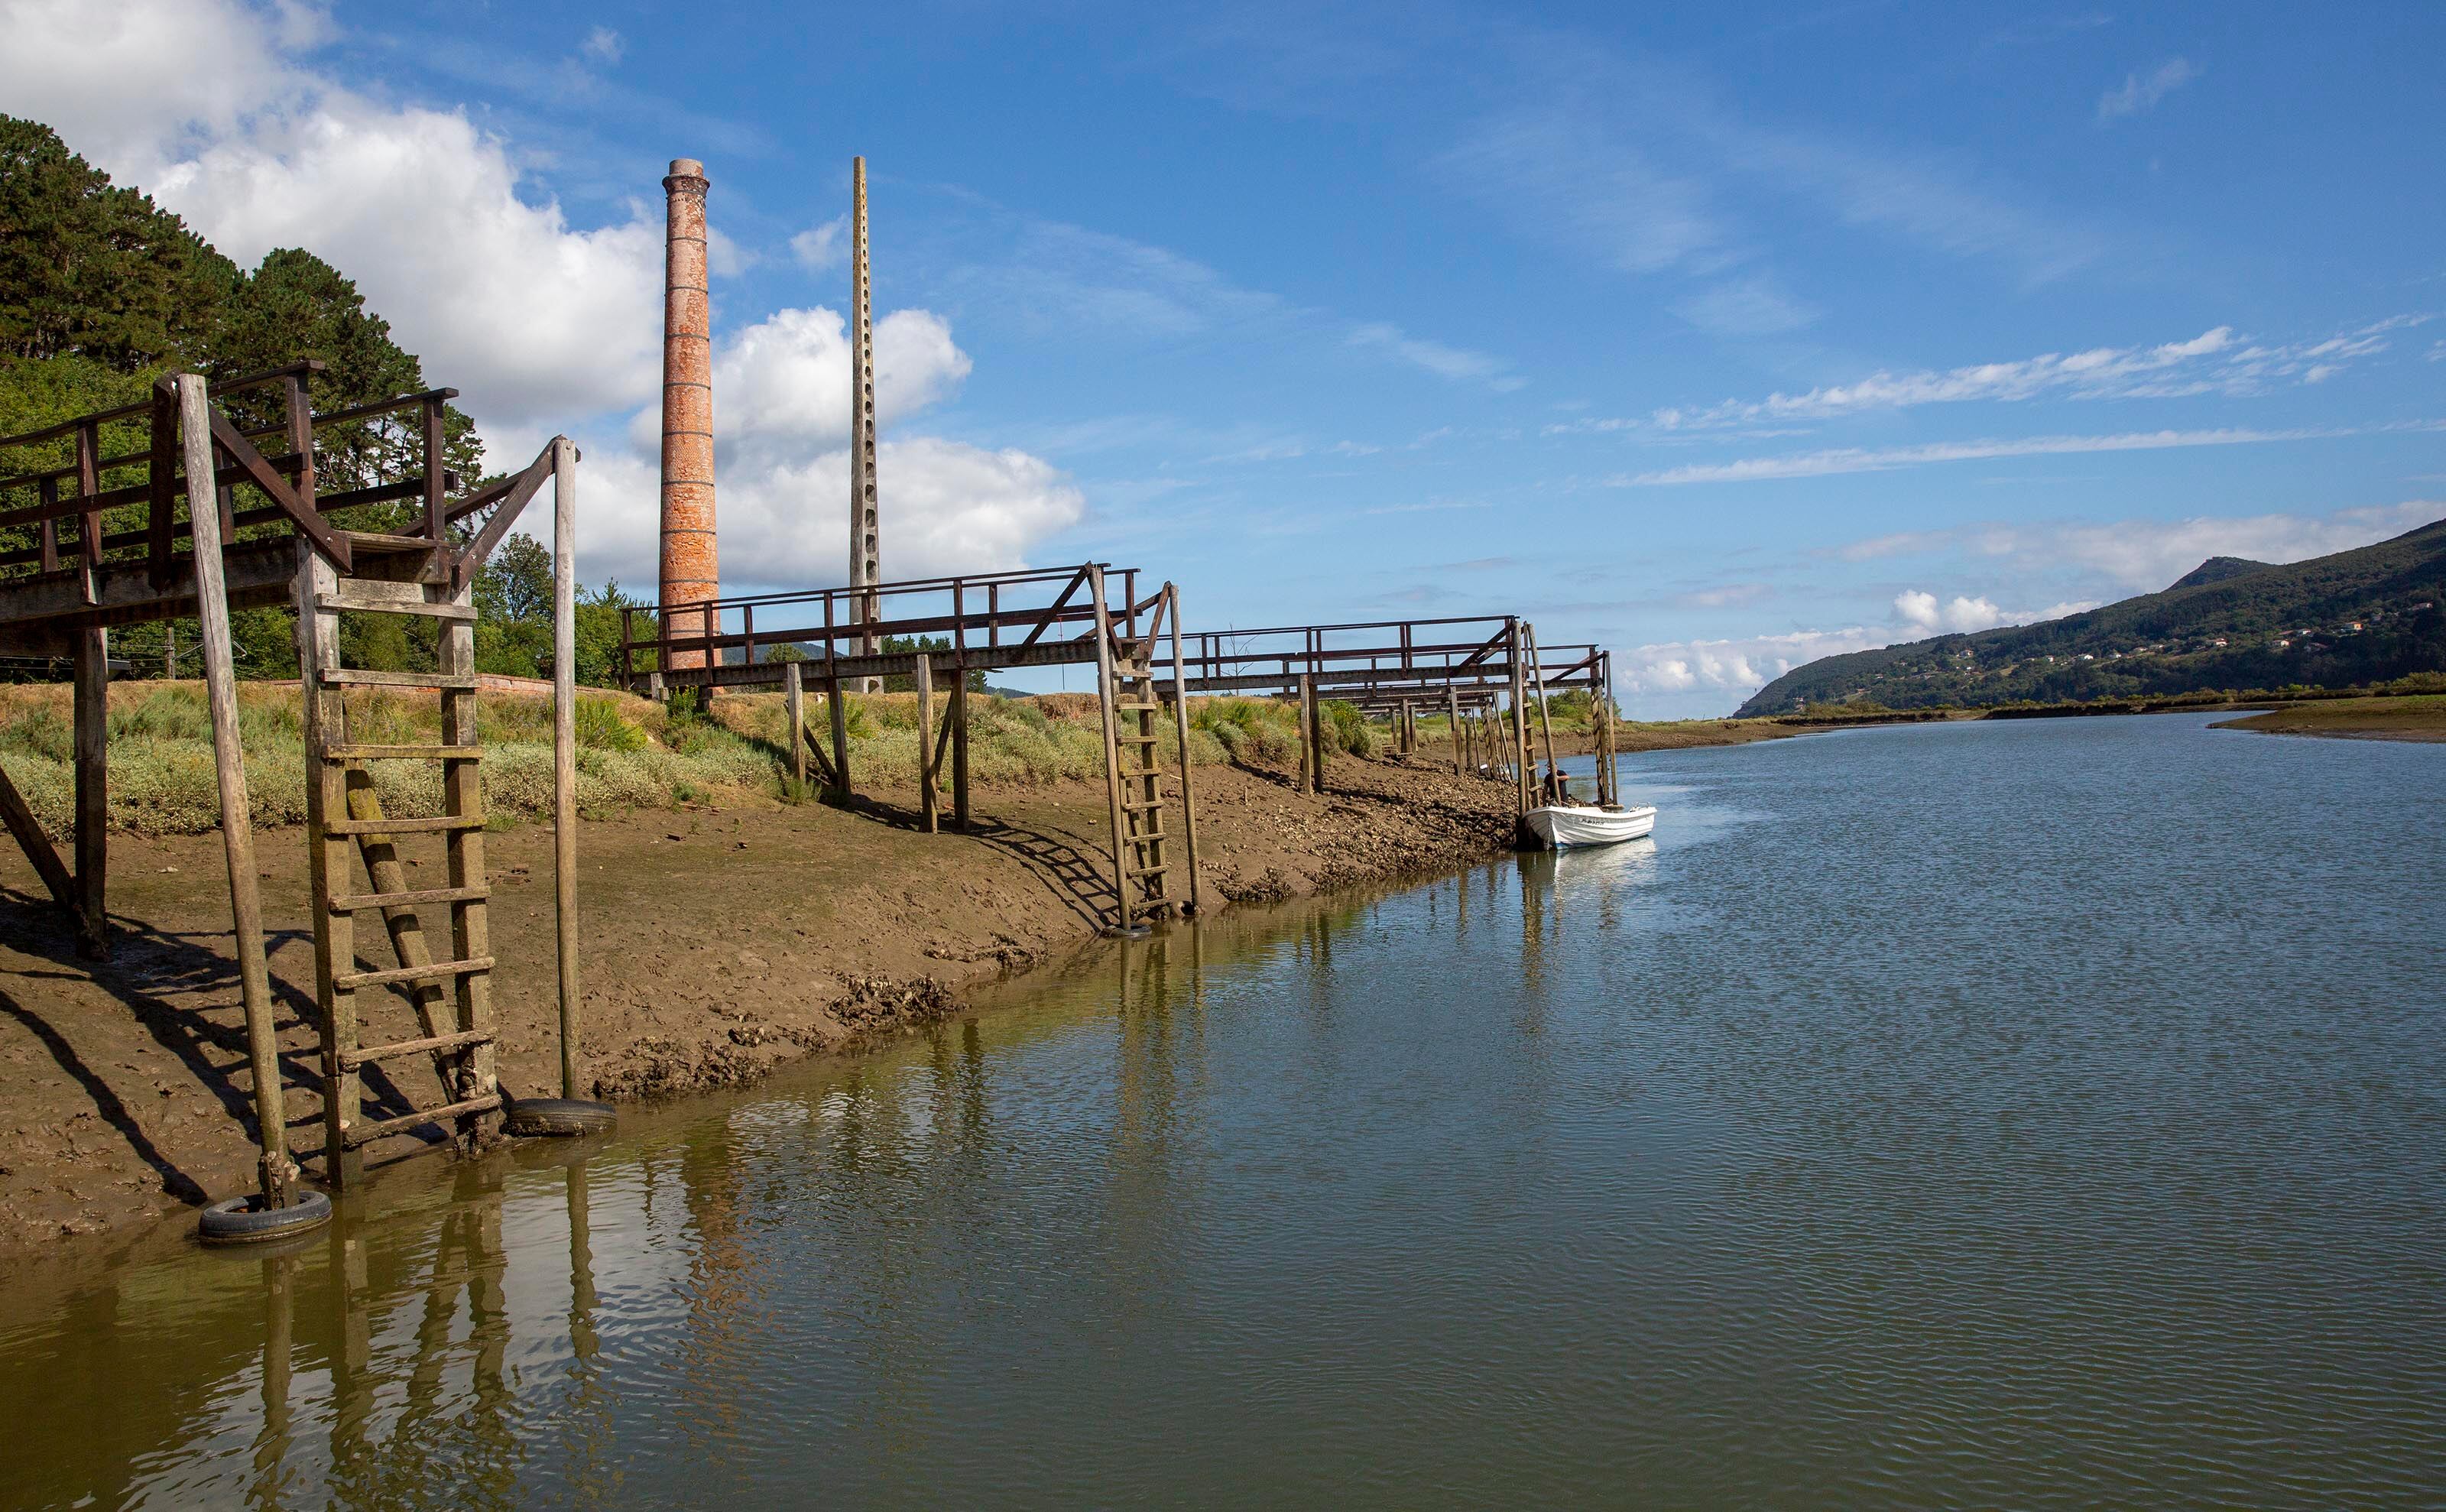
[659,157,716,671]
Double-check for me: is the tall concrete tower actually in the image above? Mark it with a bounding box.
[848,157,881,691]
[658,157,717,672]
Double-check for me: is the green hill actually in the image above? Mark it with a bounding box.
[1734,519,2446,715]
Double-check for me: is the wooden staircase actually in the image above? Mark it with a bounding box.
[1091,569,1201,932]
[296,534,501,1186]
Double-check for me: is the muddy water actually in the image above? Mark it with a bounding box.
[4,712,2443,1508]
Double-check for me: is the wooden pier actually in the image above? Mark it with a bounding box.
[0,367,592,1222]
[617,562,1205,931]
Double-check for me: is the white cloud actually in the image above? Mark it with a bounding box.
[1837,501,2443,592]
[580,25,624,65]
[2098,57,2202,123]
[1616,626,1890,699]
[1,0,1085,600]
[1643,321,2410,431]
[1345,322,1516,385]
[1611,424,2367,486]
[1435,105,1723,276]
[1891,590,2087,634]
[790,216,848,272]
[1671,276,1821,336]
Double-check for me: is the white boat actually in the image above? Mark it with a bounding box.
[1524,802,1656,849]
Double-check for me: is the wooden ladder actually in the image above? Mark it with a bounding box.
[297,533,501,1187]
[1092,569,1201,932]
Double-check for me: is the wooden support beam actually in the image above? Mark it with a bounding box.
[0,757,76,920]
[550,436,583,1102]
[914,652,938,835]
[297,543,358,1188]
[826,672,852,805]
[1164,584,1203,916]
[437,573,495,1153]
[950,671,972,833]
[1448,686,1464,775]
[1506,621,1530,817]
[72,625,108,957]
[180,375,294,1210]
[783,660,806,790]
[1088,566,1131,929]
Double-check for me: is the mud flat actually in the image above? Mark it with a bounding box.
[2212,694,2446,741]
[0,748,1531,1258]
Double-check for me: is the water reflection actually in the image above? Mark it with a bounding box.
[1,715,2440,1507]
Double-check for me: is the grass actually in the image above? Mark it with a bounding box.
[0,680,1263,839]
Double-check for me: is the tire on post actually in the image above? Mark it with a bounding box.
[504,1093,618,1138]
[197,1188,334,1245]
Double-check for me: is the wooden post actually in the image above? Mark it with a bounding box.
[72,625,108,957]
[783,660,806,791]
[826,671,852,804]
[1506,621,1530,816]
[950,673,971,832]
[0,758,76,923]
[1299,673,1321,795]
[1524,623,1560,800]
[1164,584,1203,916]
[914,652,938,834]
[178,375,292,1209]
[1447,686,1464,775]
[294,543,358,1188]
[550,437,583,1102]
[439,569,495,1153]
[1088,566,1132,929]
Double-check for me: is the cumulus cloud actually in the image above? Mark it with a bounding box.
[0,0,1085,595]
[1892,590,2089,634]
[1615,626,1891,699]
[790,216,848,272]
[2098,58,2202,123]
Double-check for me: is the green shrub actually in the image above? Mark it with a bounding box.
[575,696,646,751]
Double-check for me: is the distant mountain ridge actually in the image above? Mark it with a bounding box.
[1734,519,2446,715]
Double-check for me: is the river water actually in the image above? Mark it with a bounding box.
[3,712,2441,1508]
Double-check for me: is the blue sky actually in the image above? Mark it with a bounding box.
[9,1,2443,712]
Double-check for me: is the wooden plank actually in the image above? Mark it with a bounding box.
[322,813,485,836]
[206,409,351,572]
[329,884,488,913]
[343,1091,501,1148]
[550,436,582,1101]
[320,668,478,690]
[323,743,482,761]
[335,956,494,992]
[338,1027,492,1071]
[316,588,475,619]
[180,375,294,1210]
[72,625,108,957]
[0,757,76,917]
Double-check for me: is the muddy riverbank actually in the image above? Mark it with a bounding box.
[0,744,1529,1258]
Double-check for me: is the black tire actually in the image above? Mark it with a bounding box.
[504,1096,618,1138]
[197,1188,333,1245]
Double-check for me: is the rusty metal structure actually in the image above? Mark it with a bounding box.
[658,157,719,673]
[847,157,883,691]
[620,562,1204,931]
[0,366,592,1220]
